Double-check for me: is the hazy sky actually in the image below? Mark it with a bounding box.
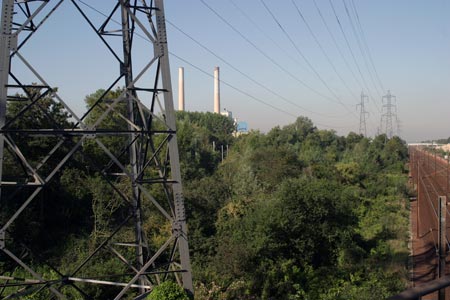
[11,1,450,142]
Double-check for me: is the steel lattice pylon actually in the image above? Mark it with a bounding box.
[357,91,368,137]
[380,90,398,139]
[0,0,193,299]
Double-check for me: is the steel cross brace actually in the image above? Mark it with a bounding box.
[0,1,194,298]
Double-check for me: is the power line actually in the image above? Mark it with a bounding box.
[311,0,363,92]
[75,1,297,119]
[329,0,372,94]
[229,0,352,120]
[171,52,298,118]
[77,0,354,130]
[341,0,382,97]
[166,19,343,119]
[259,0,358,119]
[227,0,317,84]
[291,0,359,103]
[327,0,381,113]
[170,52,352,130]
[198,0,343,106]
[311,0,362,90]
[310,0,378,134]
[350,0,385,92]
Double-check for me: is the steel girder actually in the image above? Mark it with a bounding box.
[0,0,193,299]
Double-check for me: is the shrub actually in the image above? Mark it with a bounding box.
[147,281,190,300]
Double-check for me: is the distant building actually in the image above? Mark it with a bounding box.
[234,121,248,137]
[237,121,248,132]
[220,108,232,119]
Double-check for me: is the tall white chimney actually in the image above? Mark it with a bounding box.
[178,67,185,111]
[214,66,220,113]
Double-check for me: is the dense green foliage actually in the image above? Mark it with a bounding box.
[0,90,410,299]
[147,281,190,300]
[184,118,409,300]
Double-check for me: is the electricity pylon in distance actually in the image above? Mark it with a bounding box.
[380,90,398,139]
[357,91,369,136]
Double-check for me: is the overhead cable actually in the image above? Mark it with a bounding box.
[341,0,382,97]
[259,0,358,119]
[291,0,359,103]
[328,0,381,113]
[170,52,353,129]
[350,0,385,92]
[167,19,344,119]
[77,0,354,130]
[198,0,344,106]
[311,0,362,90]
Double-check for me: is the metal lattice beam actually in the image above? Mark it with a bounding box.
[0,0,193,298]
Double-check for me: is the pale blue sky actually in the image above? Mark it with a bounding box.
[11,1,450,142]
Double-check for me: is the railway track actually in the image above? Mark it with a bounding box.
[409,146,450,299]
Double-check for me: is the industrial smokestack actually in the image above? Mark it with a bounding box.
[178,67,185,111]
[214,66,220,113]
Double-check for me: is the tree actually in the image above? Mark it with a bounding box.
[266,116,316,148]
[1,89,85,257]
[1,106,411,299]
[82,88,129,166]
[147,281,190,300]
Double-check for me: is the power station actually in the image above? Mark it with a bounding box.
[177,65,248,135]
